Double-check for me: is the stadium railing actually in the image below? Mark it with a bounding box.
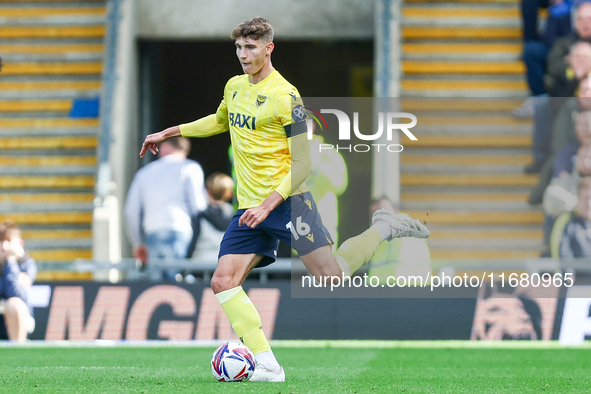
[37,257,297,283]
[34,257,591,283]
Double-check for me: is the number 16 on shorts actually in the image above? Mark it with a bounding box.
[288,216,310,240]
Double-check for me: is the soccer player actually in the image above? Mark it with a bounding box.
[139,17,429,382]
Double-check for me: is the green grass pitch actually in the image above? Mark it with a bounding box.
[0,341,589,393]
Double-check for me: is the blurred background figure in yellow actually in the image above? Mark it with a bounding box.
[305,120,348,248]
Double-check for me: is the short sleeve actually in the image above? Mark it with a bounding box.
[277,88,305,126]
[277,88,307,138]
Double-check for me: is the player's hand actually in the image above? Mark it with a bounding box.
[139,131,166,158]
[239,206,270,229]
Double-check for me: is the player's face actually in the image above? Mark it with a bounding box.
[235,37,271,75]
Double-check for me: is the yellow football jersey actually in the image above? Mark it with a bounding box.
[181,69,308,209]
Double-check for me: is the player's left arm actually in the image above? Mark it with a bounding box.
[140,89,230,158]
[275,132,312,199]
[274,94,312,199]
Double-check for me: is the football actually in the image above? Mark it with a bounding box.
[211,341,256,382]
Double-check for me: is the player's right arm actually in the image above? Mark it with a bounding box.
[138,113,230,158]
[139,87,231,158]
[139,125,182,158]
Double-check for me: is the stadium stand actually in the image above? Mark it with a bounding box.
[0,0,105,280]
[399,0,544,263]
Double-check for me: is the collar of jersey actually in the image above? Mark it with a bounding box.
[246,68,277,87]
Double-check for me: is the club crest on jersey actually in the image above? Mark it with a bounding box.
[256,94,267,107]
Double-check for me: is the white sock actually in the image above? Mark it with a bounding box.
[371,221,391,242]
[255,350,280,370]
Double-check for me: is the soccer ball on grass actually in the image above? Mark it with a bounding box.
[211,341,256,382]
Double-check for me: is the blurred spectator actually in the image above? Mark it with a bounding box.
[554,109,591,178]
[529,76,591,204]
[541,110,591,254]
[550,175,591,257]
[526,42,591,174]
[521,0,549,44]
[124,137,207,281]
[188,172,235,266]
[515,0,572,118]
[367,198,431,284]
[546,1,591,96]
[0,220,37,342]
[543,110,591,211]
[524,2,591,172]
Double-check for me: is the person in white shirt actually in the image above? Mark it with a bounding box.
[125,137,207,280]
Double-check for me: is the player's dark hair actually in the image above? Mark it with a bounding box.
[0,219,20,242]
[164,137,191,156]
[231,17,274,43]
